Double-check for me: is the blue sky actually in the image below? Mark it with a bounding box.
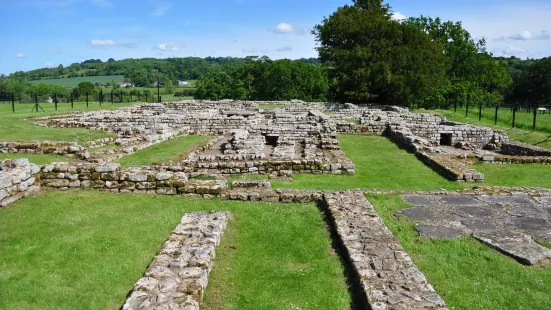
[2,0,551,75]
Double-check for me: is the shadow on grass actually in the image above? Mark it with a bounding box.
[316,199,370,310]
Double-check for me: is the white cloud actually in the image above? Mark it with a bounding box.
[15,53,25,58]
[391,12,406,21]
[91,39,118,46]
[44,62,55,68]
[148,0,171,17]
[157,42,181,51]
[276,45,292,52]
[494,30,550,42]
[90,0,112,8]
[275,23,295,34]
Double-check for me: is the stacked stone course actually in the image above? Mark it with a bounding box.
[123,212,231,310]
[0,159,41,207]
[323,191,447,310]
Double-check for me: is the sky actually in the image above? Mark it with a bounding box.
[2,0,551,75]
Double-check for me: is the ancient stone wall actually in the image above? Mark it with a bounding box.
[0,159,41,207]
[0,141,89,160]
[323,191,447,309]
[501,141,551,157]
[123,212,231,310]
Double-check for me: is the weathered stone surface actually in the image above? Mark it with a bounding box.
[324,191,447,310]
[416,224,465,239]
[0,159,41,207]
[399,193,551,266]
[123,211,231,310]
[474,230,551,266]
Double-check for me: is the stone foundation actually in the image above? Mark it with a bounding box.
[0,159,41,207]
[323,191,447,309]
[0,140,89,160]
[123,211,231,310]
[501,141,551,157]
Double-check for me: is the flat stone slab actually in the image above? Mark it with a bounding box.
[417,224,465,239]
[474,230,551,266]
[398,194,551,266]
[402,195,440,207]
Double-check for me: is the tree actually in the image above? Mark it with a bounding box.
[76,81,96,96]
[512,57,551,105]
[405,16,512,107]
[313,1,447,105]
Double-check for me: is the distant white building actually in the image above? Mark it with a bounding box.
[178,80,191,87]
[118,82,134,88]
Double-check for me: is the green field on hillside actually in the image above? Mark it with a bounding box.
[29,75,125,87]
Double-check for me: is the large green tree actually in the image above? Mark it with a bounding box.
[313,0,448,106]
[405,16,512,107]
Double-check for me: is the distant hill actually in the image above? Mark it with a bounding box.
[29,75,125,87]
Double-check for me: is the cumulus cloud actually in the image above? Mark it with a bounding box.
[15,53,25,58]
[391,12,406,21]
[91,39,118,46]
[276,45,292,52]
[275,22,294,33]
[157,42,182,51]
[494,30,550,42]
[242,48,269,54]
[495,45,527,57]
[90,0,112,8]
[44,62,55,68]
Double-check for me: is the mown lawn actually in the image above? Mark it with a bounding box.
[0,190,350,310]
[116,135,210,167]
[272,135,464,191]
[0,153,73,165]
[475,163,551,188]
[0,101,140,143]
[369,194,551,310]
[423,108,551,150]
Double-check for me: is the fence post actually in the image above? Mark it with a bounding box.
[478,104,482,121]
[465,101,469,117]
[533,105,537,131]
[71,93,74,109]
[99,89,103,107]
[86,92,89,107]
[54,92,58,111]
[111,91,114,104]
[512,105,517,128]
[494,104,499,125]
[145,93,148,102]
[11,93,15,113]
[454,101,457,113]
[130,93,133,102]
[120,91,123,103]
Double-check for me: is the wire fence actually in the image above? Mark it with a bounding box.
[0,91,194,114]
[442,102,551,132]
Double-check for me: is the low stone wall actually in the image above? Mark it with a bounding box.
[323,191,447,309]
[417,153,484,182]
[0,140,89,160]
[501,142,551,157]
[0,159,41,207]
[123,211,231,310]
[173,158,355,175]
[480,154,551,164]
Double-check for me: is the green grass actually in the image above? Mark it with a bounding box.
[259,104,284,109]
[88,143,117,152]
[0,153,72,165]
[0,190,350,310]
[116,135,210,167]
[475,163,551,188]
[29,75,125,87]
[0,101,143,143]
[272,135,463,191]
[423,108,551,150]
[369,193,551,310]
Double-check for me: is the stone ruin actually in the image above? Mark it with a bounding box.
[3,100,551,310]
